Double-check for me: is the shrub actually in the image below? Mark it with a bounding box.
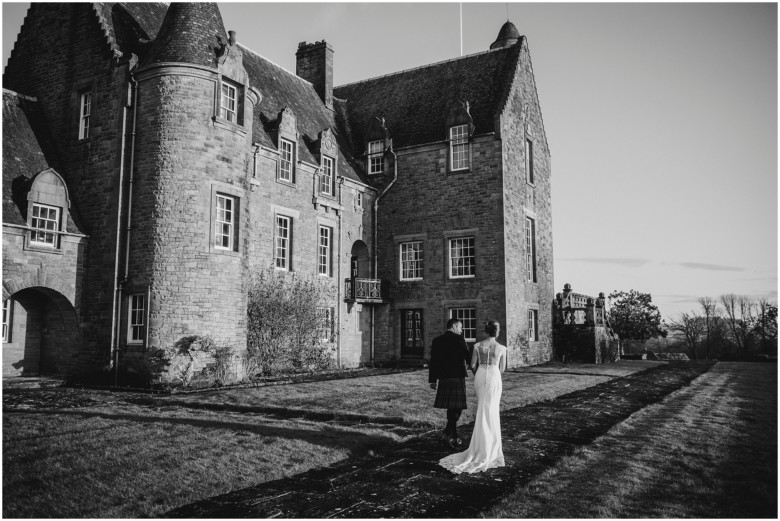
[247,269,336,376]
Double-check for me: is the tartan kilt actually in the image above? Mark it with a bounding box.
[433,378,467,410]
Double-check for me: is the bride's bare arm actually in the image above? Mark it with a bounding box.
[499,347,507,372]
[470,345,479,373]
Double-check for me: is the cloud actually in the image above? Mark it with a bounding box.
[675,262,745,272]
[561,257,651,268]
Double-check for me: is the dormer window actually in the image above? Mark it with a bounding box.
[320,156,335,196]
[79,90,92,139]
[220,82,238,123]
[449,124,469,171]
[367,140,383,175]
[30,203,60,248]
[279,138,295,183]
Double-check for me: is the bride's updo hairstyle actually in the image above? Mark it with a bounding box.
[484,320,500,337]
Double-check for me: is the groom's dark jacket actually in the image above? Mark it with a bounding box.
[428,331,471,383]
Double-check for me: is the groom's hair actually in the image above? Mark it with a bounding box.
[446,318,462,330]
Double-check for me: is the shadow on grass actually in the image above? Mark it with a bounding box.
[11,408,407,453]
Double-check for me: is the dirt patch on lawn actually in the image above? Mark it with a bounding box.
[166,361,715,518]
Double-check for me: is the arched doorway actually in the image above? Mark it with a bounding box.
[3,286,80,377]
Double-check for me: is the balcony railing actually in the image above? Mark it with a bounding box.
[344,278,384,303]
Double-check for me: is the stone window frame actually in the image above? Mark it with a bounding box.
[367,140,384,175]
[317,306,335,343]
[23,169,71,255]
[127,293,147,345]
[2,298,12,343]
[449,124,471,172]
[275,214,292,271]
[208,183,242,257]
[29,203,60,249]
[318,224,333,277]
[447,235,476,279]
[525,136,535,185]
[525,215,537,283]
[399,241,424,281]
[214,194,236,251]
[528,308,539,342]
[278,138,296,183]
[78,90,92,140]
[214,75,245,127]
[320,155,335,197]
[72,79,96,142]
[449,306,477,343]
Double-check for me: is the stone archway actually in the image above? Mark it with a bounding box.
[3,286,81,377]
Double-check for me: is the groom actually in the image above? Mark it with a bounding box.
[429,318,472,449]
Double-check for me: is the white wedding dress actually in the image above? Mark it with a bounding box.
[439,340,506,474]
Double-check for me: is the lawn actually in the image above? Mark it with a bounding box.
[485,362,778,519]
[3,361,658,518]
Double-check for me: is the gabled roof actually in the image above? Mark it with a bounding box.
[2,90,82,232]
[240,46,365,185]
[333,43,523,151]
[91,2,168,58]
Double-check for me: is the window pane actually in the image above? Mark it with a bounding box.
[215,195,235,250]
[368,140,383,174]
[450,125,469,170]
[129,294,146,343]
[449,237,475,277]
[280,139,294,181]
[30,203,59,247]
[275,216,289,269]
[318,226,331,275]
[400,241,423,280]
[321,156,333,195]
[450,308,476,342]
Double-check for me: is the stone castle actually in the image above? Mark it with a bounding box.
[2,3,553,378]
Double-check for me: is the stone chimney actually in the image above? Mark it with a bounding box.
[296,40,333,109]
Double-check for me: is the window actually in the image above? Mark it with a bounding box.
[275,215,291,270]
[279,138,295,182]
[449,124,469,171]
[525,217,536,282]
[215,194,235,250]
[317,307,334,342]
[399,241,423,281]
[30,203,60,247]
[79,90,92,139]
[367,140,383,175]
[128,294,146,344]
[318,226,332,276]
[450,308,476,342]
[528,309,539,341]
[525,138,534,184]
[320,156,334,196]
[449,236,475,278]
[220,81,238,123]
[2,299,12,343]
[356,192,363,209]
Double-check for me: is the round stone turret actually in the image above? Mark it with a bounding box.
[490,21,520,49]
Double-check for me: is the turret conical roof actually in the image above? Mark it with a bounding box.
[144,2,228,68]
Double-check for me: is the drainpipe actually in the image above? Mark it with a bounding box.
[336,176,344,368]
[371,144,398,363]
[110,79,132,385]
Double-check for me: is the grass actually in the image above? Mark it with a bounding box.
[484,362,778,518]
[158,361,663,429]
[3,361,654,518]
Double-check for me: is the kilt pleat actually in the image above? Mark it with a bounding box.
[434,378,467,410]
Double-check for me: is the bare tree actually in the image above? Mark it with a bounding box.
[720,294,757,358]
[752,298,778,356]
[698,297,718,360]
[668,312,706,360]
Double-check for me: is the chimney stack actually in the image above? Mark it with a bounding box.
[296,40,333,109]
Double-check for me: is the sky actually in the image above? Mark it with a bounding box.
[2,2,777,321]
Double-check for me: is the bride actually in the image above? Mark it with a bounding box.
[439,320,506,474]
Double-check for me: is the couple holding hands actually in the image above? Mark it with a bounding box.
[428,318,506,474]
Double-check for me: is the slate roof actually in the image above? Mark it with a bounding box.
[92,2,168,58]
[2,90,82,233]
[143,2,227,68]
[240,47,365,184]
[333,43,523,152]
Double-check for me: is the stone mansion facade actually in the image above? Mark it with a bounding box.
[2,3,553,378]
